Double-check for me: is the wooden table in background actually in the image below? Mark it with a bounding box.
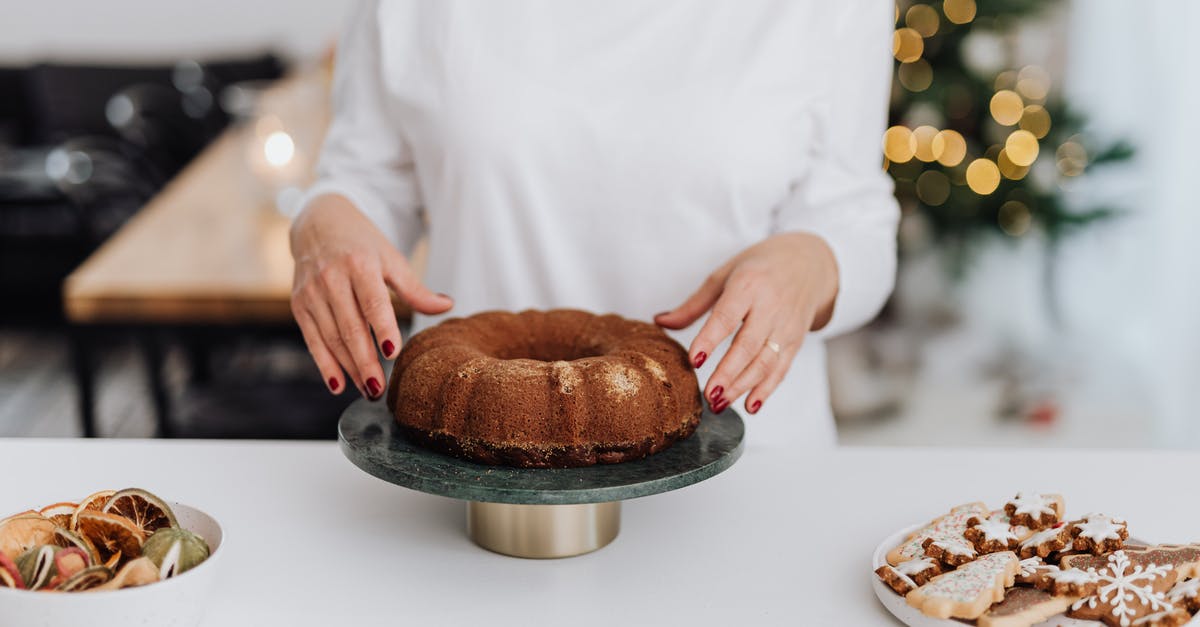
[61,73,415,437]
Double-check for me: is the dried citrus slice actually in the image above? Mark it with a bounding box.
[143,527,209,578]
[74,511,144,569]
[0,552,23,589]
[101,488,177,536]
[0,510,38,525]
[69,490,116,531]
[56,565,112,592]
[94,557,158,591]
[16,545,58,590]
[0,514,57,561]
[51,527,100,566]
[38,503,77,529]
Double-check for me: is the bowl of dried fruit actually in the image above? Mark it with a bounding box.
[0,488,222,627]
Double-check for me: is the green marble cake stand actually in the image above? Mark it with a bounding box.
[338,400,744,558]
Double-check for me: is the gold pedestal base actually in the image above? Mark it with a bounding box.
[467,501,621,559]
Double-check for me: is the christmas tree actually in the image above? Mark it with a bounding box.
[886,0,1133,278]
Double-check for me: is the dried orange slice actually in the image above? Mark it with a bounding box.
[74,511,144,569]
[56,565,112,592]
[0,514,56,561]
[101,488,177,536]
[68,490,116,531]
[51,527,100,566]
[94,557,158,591]
[38,502,77,529]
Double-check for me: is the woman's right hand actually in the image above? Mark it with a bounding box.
[289,194,453,399]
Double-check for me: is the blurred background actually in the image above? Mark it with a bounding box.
[0,1,1195,446]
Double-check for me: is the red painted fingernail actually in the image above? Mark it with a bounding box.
[693,352,707,368]
[328,377,340,392]
[382,339,396,357]
[713,398,730,413]
[366,377,382,399]
[749,399,762,414]
[709,385,724,403]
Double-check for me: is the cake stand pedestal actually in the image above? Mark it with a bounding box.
[338,400,744,559]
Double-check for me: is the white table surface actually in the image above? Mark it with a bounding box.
[1,439,1193,626]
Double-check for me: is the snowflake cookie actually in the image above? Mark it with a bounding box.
[907,551,1019,620]
[887,502,990,566]
[1003,492,1064,530]
[1069,513,1129,553]
[1068,550,1178,627]
[1015,556,1059,588]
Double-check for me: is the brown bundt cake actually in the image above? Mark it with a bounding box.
[386,309,703,468]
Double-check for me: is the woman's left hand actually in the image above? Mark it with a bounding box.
[655,232,839,415]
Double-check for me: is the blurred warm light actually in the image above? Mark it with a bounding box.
[943,0,977,24]
[932,130,967,167]
[883,125,917,163]
[264,131,296,167]
[895,3,899,24]
[916,170,951,206]
[912,125,939,162]
[1057,141,1088,177]
[1005,130,1039,166]
[899,59,934,92]
[997,149,1030,180]
[1016,65,1051,101]
[893,28,925,63]
[998,200,1032,236]
[966,158,1001,194]
[906,4,940,37]
[993,70,1017,91]
[1019,105,1052,138]
[989,90,1024,126]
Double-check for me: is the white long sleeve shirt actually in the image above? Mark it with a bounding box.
[302,0,899,449]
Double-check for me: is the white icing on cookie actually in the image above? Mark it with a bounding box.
[1074,513,1127,543]
[1019,557,1044,576]
[1070,551,1175,623]
[1047,567,1100,586]
[1168,578,1200,602]
[1131,609,1184,626]
[1019,524,1065,549]
[973,515,1018,543]
[1009,492,1057,517]
[932,538,976,557]
[896,557,936,576]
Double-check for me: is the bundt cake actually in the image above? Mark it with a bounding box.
[386,309,703,468]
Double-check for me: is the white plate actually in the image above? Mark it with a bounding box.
[870,522,1179,626]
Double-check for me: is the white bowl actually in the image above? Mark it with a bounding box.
[0,503,224,627]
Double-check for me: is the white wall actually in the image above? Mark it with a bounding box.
[0,1,353,64]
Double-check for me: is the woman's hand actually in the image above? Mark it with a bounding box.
[655,232,839,415]
[290,194,452,399]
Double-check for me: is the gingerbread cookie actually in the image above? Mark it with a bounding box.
[1015,556,1059,588]
[906,551,1019,620]
[1166,578,1200,612]
[1042,565,1102,596]
[1068,550,1178,627]
[1004,492,1064,530]
[887,502,990,566]
[875,557,942,596]
[977,586,1077,627]
[1069,513,1129,553]
[923,536,978,567]
[1017,522,1071,559]
[1130,608,1193,627]
[964,512,1029,554]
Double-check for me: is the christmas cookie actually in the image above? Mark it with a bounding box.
[923,536,978,567]
[1004,492,1064,530]
[887,502,990,566]
[906,551,1019,620]
[1069,513,1129,554]
[1065,544,1200,579]
[1016,522,1071,559]
[1130,609,1193,627]
[1042,565,1102,596]
[875,557,943,596]
[1068,550,1178,627]
[977,586,1076,627]
[964,512,1029,554]
[1015,556,1059,588]
[1166,578,1200,612]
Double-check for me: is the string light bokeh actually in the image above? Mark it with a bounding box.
[883,0,1132,252]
